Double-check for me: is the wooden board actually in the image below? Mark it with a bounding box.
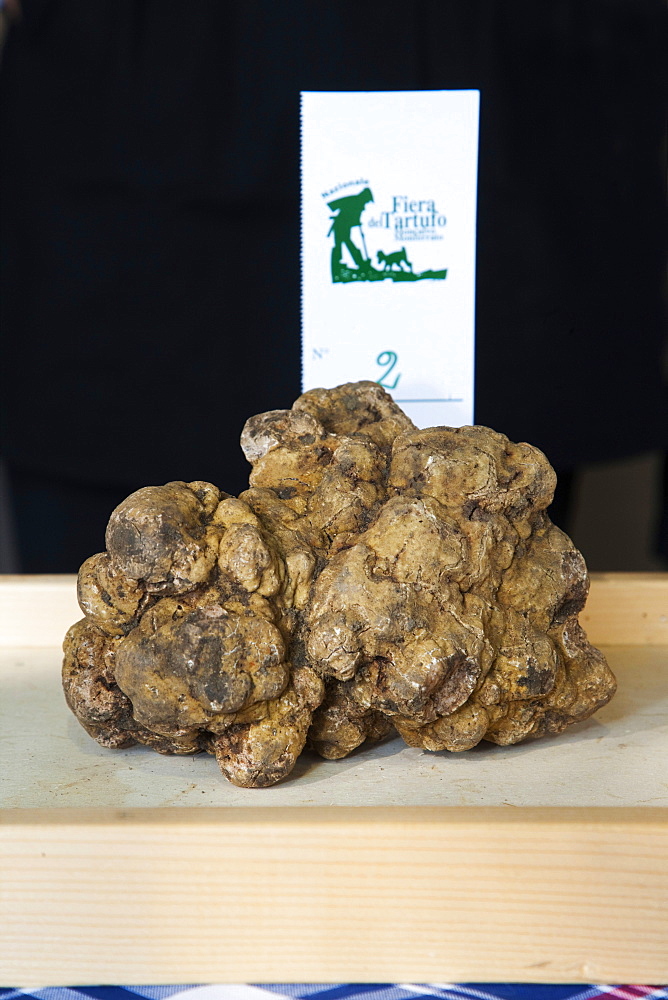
[3,807,667,987]
[1,644,665,810]
[1,574,668,987]
[2,573,668,648]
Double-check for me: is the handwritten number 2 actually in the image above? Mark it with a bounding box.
[376,350,401,390]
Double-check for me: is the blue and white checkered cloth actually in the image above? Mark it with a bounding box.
[2,983,668,1000]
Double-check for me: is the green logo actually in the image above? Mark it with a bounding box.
[327,186,447,283]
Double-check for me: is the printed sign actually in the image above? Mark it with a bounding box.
[301,90,479,429]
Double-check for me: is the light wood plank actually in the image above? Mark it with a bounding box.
[2,574,668,986]
[3,644,665,810]
[2,573,668,647]
[1,807,667,987]
[0,574,80,647]
[583,572,668,645]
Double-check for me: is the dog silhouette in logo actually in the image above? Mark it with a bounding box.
[377,247,413,272]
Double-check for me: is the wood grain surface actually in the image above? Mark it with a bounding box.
[2,572,667,648]
[1,574,667,987]
[2,806,668,987]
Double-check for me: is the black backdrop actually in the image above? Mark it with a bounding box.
[1,1,666,569]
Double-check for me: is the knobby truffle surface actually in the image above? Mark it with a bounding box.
[63,381,616,786]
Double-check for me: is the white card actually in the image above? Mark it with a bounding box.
[301,89,479,429]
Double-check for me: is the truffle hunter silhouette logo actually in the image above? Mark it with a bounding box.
[326,185,447,283]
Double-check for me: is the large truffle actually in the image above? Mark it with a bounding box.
[63,381,616,786]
